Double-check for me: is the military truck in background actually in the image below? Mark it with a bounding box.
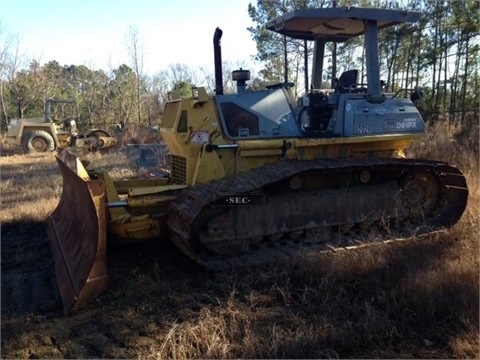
[6,99,117,153]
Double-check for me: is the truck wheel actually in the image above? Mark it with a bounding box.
[23,130,55,153]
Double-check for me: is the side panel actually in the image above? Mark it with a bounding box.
[215,88,301,139]
[343,97,425,137]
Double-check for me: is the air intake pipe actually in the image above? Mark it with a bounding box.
[213,27,223,95]
[232,68,250,93]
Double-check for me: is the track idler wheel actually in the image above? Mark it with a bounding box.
[401,171,440,219]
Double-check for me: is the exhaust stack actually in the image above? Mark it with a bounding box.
[213,27,223,95]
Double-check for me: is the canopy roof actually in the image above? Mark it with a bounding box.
[266,7,421,41]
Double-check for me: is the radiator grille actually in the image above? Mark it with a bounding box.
[171,155,187,184]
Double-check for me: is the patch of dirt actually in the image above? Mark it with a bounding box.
[0,217,205,358]
[2,216,477,358]
[1,222,61,317]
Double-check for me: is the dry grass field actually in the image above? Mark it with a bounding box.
[1,118,479,359]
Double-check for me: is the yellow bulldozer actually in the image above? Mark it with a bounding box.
[47,7,468,314]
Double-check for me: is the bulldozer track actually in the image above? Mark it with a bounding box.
[168,157,468,271]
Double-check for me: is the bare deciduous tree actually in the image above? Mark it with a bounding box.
[0,23,21,128]
[125,26,146,124]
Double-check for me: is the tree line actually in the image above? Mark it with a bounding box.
[249,0,479,122]
[0,0,478,132]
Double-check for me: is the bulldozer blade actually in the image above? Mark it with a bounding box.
[46,149,109,314]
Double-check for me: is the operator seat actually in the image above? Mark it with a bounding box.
[336,69,358,93]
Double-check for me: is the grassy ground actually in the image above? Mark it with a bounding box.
[1,119,478,359]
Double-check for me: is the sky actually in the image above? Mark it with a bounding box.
[1,0,259,75]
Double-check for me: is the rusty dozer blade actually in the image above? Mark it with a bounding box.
[46,148,109,314]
